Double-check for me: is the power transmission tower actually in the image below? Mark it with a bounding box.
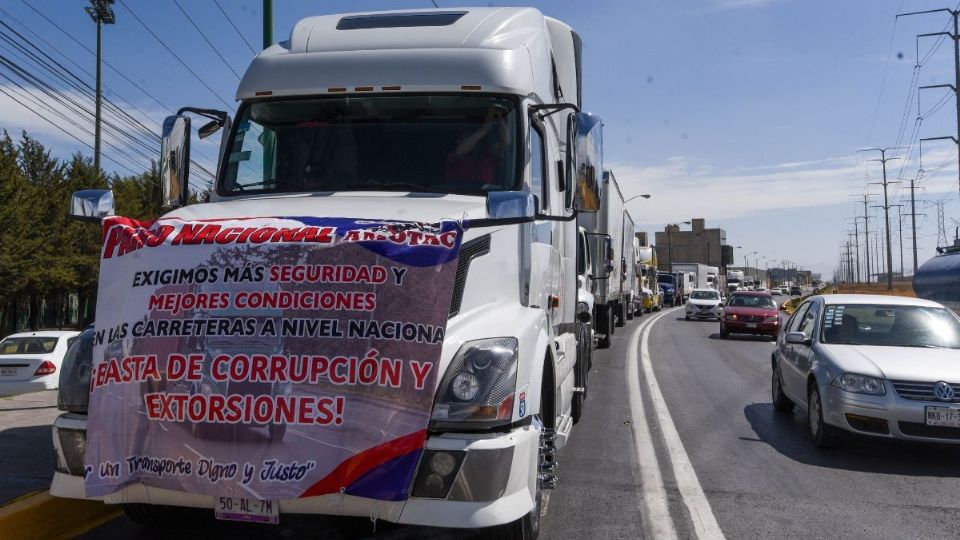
[851,194,873,282]
[861,148,902,289]
[847,217,863,282]
[901,7,960,203]
[932,198,950,246]
[84,0,115,173]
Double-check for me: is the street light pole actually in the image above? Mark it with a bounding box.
[84,1,115,173]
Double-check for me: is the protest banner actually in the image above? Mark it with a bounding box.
[84,216,462,501]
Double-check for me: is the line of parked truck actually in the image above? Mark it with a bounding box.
[47,8,661,540]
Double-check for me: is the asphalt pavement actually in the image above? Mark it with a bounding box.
[0,390,60,503]
[30,292,960,538]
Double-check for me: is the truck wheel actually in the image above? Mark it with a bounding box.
[615,302,626,327]
[596,305,611,349]
[123,504,205,528]
[572,324,589,424]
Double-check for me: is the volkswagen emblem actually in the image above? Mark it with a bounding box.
[934,381,956,402]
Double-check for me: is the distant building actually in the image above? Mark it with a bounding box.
[654,218,730,271]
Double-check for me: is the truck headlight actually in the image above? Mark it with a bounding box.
[832,373,886,395]
[430,337,518,429]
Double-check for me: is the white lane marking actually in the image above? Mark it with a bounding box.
[641,310,726,539]
[626,310,678,540]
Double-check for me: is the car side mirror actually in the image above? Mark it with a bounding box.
[785,332,808,345]
[69,189,115,223]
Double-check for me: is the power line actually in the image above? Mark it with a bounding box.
[0,9,218,180]
[172,0,243,81]
[212,0,258,55]
[116,0,234,111]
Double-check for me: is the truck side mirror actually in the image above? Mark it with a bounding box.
[486,191,536,223]
[567,112,602,213]
[69,189,115,223]
[160,114,191,210]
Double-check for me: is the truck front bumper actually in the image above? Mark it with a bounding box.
[51,413,539,529]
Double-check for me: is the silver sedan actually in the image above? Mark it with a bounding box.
[770,294,960,447]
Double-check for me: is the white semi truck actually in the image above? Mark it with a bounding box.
[620,210,638,321]
[53,8,603,539]
[727,269,745,292]
[577,169,626,348]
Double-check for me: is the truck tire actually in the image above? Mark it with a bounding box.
[572,323,589,424]
[596,305,611,349]
[626,297,635,320]
[614,301,625,328]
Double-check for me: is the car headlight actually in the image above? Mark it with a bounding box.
[431,337,518,429]
[832,373,886,395]
[725,313,738,320]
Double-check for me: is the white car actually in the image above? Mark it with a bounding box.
[772,294,960,447]
[0,330,81,396]
[685,288,723,320]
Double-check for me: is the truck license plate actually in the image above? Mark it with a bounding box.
[925,406,960,428]
[214,496,279,524]
[0,368,16,377]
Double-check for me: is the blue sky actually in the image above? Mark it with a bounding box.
[1,0,960,279]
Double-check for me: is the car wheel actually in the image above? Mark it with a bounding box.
[808,384,836,448]
[771,364,794,413]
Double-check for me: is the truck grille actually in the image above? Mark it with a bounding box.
[891,380,960,403]
[448,235,491,318]
[740,315,764,323]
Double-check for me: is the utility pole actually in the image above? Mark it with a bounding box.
[901,7,960,202]
[263,0,273,49]
[906,176,923,274]
[861,147,902,289]
[851,194,872,282]
[848,217,863,282]
[84,0,115,173]
[892,205,904,277]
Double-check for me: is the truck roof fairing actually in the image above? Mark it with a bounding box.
[237,7,567,101]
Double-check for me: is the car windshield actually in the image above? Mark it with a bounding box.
[728,295,776,309]
[0,337,58,354]
[691,291,719,300]
[820,304,960,348]
[221,95,519,194]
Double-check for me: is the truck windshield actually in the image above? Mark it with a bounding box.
[221,95,520,195]
[657,274,674,285]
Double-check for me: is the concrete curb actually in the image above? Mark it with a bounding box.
[0,490,120,540]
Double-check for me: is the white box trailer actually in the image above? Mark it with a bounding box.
[672,262,710,290]
[619,210,638,322]
[55,8,604,539]
[577,169,626,348]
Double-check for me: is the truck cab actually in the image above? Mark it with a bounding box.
[54,8,602,539]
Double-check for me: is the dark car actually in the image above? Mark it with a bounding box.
[721,291,781,339]
[790,285,802,296]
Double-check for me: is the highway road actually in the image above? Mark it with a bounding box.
[60,297,960,538]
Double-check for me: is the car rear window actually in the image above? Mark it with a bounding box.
[0,337,58,354]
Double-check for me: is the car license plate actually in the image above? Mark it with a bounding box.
[214,496,279,524]
[925,406,960,428]
[0,368,16,377]
[746,323,758,329]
